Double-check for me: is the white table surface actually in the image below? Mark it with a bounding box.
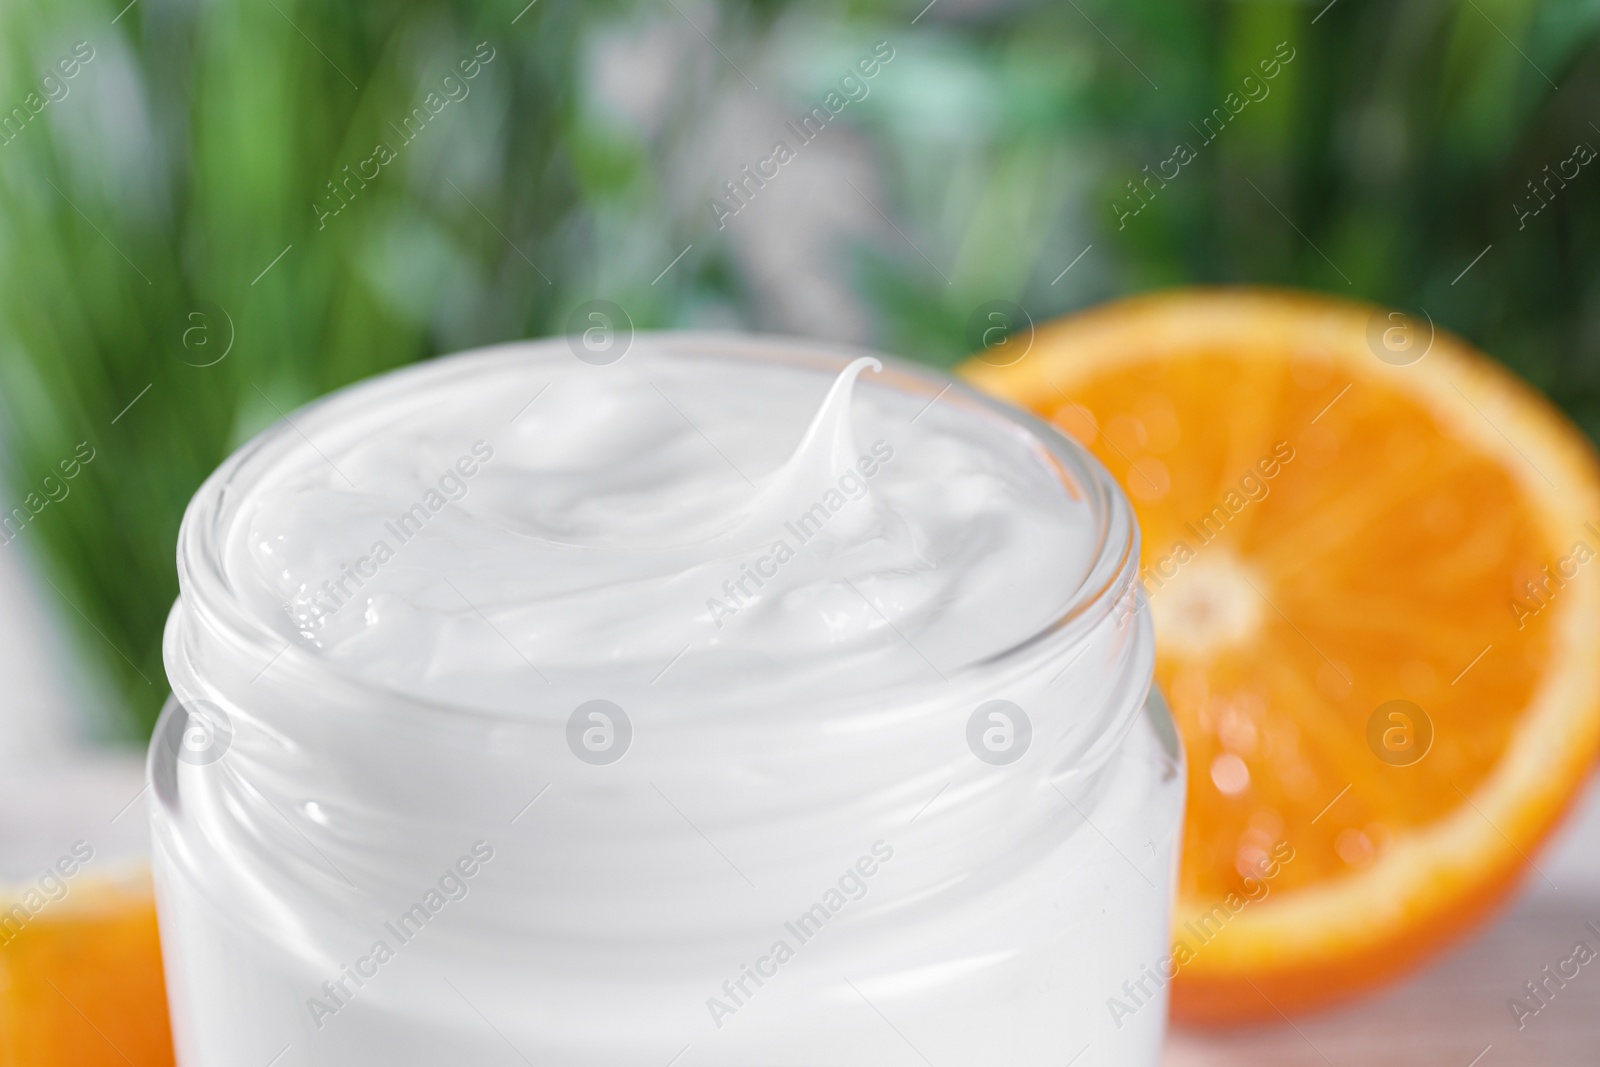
[1164,773,1600,1067]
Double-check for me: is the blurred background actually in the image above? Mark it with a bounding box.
[0,0,1594,752]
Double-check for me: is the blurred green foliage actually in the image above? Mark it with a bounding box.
[0,0,1594,737]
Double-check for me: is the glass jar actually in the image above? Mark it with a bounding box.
[151,333,1184,1066]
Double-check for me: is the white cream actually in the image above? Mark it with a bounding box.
[154,334,1182,1067]
[231,349,1094,704]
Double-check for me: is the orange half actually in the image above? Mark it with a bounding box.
[0,870,173,1066]
[963,289,1600,1021]
[0,755,170,1065]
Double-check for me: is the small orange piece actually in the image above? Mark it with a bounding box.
[0,871,174,1066]
[963,289,1600,1022]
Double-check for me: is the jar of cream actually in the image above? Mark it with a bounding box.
[152,333,1183,1066]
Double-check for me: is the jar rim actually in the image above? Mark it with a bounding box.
[170,331,1141,720]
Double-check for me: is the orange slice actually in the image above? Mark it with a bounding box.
[962,288,1600,1022]
[0,755,171,1066]
[0,869,173,1066]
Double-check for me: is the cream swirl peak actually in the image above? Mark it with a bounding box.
[223,336,1098,711]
